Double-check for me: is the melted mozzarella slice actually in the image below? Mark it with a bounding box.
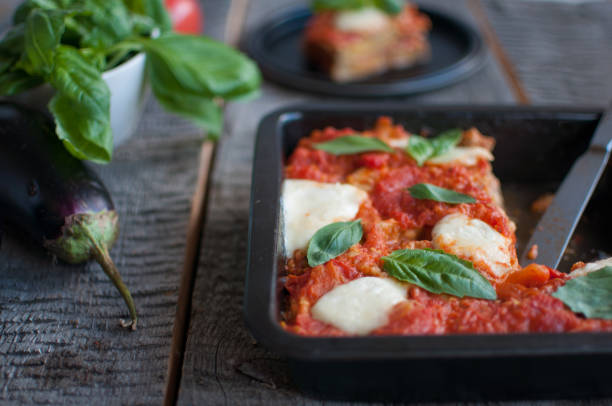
[428,146,493,166]
[282,179,368,255]
[386,137,409,148]
[311,277,407,335]
[571,257,612,278]
[432,213,514,278]
[335,7,389,32]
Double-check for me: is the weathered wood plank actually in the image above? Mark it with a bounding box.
[0,1,232,404]
[481,0,612,107]
[200,0,232,41]
[178,0,523,405]
[162,2,232,405]
[0,99,203,405]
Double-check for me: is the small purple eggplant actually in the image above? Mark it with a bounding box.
[0,102,137,329]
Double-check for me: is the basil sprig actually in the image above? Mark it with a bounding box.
[0,0,261,163]
[408,183,476,204]
[307,220,363,267]
[405,135,433,166]
[405,129,462,166]
[382,248,497,299]
[430,129,463,155]
[314,135,393,155]
[552,266,612,319]
[313,0,405,15]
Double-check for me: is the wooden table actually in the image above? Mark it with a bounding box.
[1,0,611,405]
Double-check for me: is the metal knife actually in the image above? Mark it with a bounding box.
[519,106,612,269]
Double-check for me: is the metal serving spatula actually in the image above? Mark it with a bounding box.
[519,106,612,269]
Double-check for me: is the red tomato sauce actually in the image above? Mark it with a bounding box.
[304,5,431,48]
[281,118,612,336]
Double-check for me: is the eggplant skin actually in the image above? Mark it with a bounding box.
[0,102,114,242]
[0,102,138,329]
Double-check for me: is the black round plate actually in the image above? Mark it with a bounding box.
[245,6,486,97]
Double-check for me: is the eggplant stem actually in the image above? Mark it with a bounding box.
[81,223,138,331]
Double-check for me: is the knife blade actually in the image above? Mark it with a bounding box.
[519,106,612,269]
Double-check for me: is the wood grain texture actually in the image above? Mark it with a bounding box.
[164,140,215,406]
[467,0,530,104]
[0,99,204,405]
[0,1,231,405]
[481,0,612,107]
[161,7,234,403]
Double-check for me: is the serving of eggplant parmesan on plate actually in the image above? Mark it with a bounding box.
[304,0,431,82]
[245,0,485,96]
[279,117,612,336]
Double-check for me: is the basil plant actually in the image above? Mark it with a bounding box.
[0,0,261,163]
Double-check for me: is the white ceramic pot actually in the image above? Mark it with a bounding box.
[9,52,148,147]
[102,52,148,146]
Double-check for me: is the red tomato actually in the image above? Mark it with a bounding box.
[164,0,204,34]
[358,152,389,169]
[506,264,551,287]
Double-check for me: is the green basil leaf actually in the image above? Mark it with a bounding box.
[0,24,26,56]
[408,183,476,204]
[125,0,172,34]
[0,63,12,78]
[314,135,393,155]
[0,25,22,78]
[382,248,497,299]
[0,55,17,76]
[78,47,106,71]
[48,45,112,163]
[18,8,65,76]
[552,266,612,319]
[128,14,159,37]
[430,128,462,157]
[66,0,133,50]
[405,135,433,166]
[312,0,405,14]
[307,220,363,267]
[13,2,33,24]
[138,34,260,136]
[0,70,43,95]
[140,34,260,100]
[153,86,223,136]
[142,0,172,33]
[313,0,369,12]
[405,129,463,166]
[13,0,67,24]
[374,0,405,14]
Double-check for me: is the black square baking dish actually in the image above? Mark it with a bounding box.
[245,104,612,402]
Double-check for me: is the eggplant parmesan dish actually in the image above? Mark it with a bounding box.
[304,1,431,82]
[280,117,612,336]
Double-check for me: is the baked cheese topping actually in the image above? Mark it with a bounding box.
[432,213,513,278]
[311,277,407,335]
[386,137,409,148]
[282,179,368,255]
[335,7,389,32]
[571,257,612,277]
[428,146,494,166]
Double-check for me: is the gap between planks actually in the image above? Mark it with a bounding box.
[467,0,530,105]
[163,1,251,404]
[163,140,215,406]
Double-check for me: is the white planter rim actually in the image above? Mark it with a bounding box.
[102,52,146,81]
